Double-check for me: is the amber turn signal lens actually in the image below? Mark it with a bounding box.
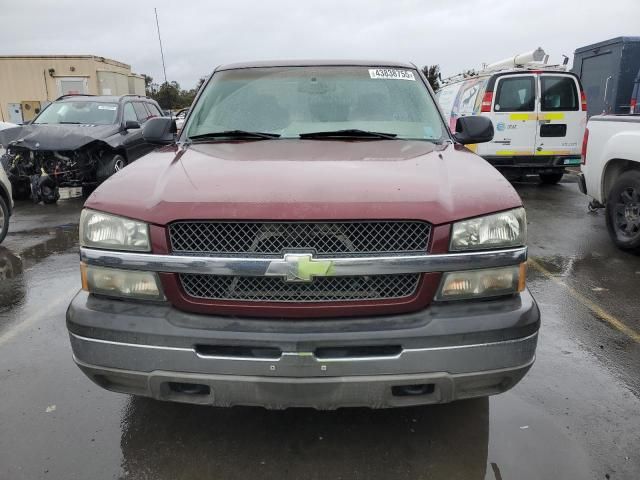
[436,265,521,301]
[80,262,89,291]
[518,262,527,292]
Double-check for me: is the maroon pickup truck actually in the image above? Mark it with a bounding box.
[67,60,539,409]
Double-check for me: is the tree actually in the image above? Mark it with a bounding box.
[140,74,208,109]
[154,81,181,110]
[422,65,441,92]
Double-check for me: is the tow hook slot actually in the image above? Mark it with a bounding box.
[196,345,282,359]
[391,384,435,397]
[314,345,402,359]
[167,382,210,396]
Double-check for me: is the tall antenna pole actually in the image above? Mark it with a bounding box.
[154,8,168,85]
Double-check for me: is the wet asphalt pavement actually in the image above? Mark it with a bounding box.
[0,176,639,480]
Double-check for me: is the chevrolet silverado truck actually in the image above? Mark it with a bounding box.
[579,115,640,252]
[66,60,539,409]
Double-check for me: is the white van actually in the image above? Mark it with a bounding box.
[437,69,587,184]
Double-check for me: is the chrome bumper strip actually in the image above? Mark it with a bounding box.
[69,331,538,363]
[80,246,527,277]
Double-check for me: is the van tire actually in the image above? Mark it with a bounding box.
[539,172,564,185]
[97,153,127,183]
[605,170,640,253]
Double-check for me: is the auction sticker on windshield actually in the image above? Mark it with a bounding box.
[369,69,415,81]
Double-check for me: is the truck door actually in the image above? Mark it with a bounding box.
[491,74,538,157]
[535,74,584,165]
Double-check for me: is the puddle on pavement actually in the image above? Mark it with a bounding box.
[0,224,79,312]
[111,392,593,480]
[118,396,491,479]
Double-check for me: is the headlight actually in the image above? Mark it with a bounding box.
[80,209,150,251]
[451,208,526,251]
[81,264,165,301]
[436,264,526,301]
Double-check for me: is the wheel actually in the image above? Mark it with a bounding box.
[38,175,59,205]
[606,170,640,253]
[81,184,95,198]
[97,153,127,183]
[0,195,8,244]
[539,171,564,185]
[11,179,30,201]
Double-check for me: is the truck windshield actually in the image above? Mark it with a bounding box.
[34,101,119,125]
[185,66,446,142]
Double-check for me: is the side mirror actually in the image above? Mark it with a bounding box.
[454,116,494,145]
[124,120,141,130]
[142,117,177,145]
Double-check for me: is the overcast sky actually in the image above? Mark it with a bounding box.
[2,0,639,89]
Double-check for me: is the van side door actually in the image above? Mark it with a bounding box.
[536,74,586,165]
[491,74,538,158]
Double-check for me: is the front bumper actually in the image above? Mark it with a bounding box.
[67,290,540,409]
[483,155,580,173]
[577,172,587,195]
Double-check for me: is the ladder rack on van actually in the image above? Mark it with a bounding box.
[440,48,569,86]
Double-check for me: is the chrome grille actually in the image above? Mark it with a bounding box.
[180,274,421,302]
[169,221,431,255]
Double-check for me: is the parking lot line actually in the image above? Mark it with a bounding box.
[528,258,640,344]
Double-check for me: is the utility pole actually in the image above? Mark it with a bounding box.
[154,8,168,84]
[154,8,170,112]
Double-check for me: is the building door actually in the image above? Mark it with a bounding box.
[7,103,23,124]
[20,101,42,122]
[56,77,89,96]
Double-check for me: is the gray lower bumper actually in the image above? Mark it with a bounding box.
[74,356,534,409]
[67,291,539,409]
[577,172,587,195]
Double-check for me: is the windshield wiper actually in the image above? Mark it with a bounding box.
[299,129,397,140]
[188,130,281,141]
[58,121,82,124]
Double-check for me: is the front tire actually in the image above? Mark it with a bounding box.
[606,170,640,253]
[539,171,564,185]
[0,195,9,244]
[11,179,30,201]
[97,153,127,183]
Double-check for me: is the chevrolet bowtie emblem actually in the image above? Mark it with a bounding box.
[265,253,334,282]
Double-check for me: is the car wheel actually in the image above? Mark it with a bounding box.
[606,170,640,253]
[0,195,9,244]
[97,153,127,183]
[539,172,564,185]
[39,175,59,205]
[11,179,30,201]
[81,185,95,198]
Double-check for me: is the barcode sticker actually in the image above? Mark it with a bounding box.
[369,69,416,81]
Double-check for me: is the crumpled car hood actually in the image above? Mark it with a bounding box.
[0,124,121,151]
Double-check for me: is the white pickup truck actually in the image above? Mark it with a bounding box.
[579,115,640,252]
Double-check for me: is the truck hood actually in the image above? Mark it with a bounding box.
[0,124,121,151]
[87,140,522,226]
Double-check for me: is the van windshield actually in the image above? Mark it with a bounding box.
[185,66,446,142]
[34,101,119,125]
